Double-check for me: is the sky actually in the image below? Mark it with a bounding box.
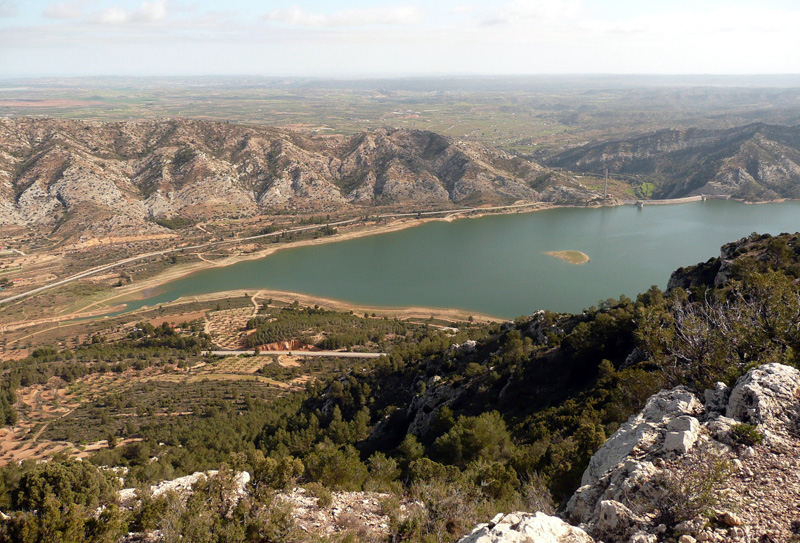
[0,0,799,77]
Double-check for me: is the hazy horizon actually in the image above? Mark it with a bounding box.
[3,74,800,89]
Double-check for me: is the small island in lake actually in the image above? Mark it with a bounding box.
[543,250,590,265]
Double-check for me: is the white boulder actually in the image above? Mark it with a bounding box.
[596,500,636,532]
[726,363,800,431]
[664,416,701,453]
[457,512,594,543]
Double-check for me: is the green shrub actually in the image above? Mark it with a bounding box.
[365,452,401,493]
[13,459,119,512]
[303,442,367,491]
[248,452,304,491]
[154,217,194,230]
[646,454,735,531]
[434,411,514,467]
[729,423,763,447]
[304,482,333,508]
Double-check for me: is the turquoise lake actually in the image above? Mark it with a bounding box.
[121,200,800,318]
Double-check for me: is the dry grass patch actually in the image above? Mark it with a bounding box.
[276,355,302,368]
[201,355,268,374]
[206,307,253,349]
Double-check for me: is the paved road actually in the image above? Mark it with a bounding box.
[205,350,386,359]
[0,203,539,307]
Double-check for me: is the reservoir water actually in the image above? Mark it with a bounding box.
[122,200,800,318]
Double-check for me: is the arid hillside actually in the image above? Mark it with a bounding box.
[547,123,800,200]
[6,118,799,245]
[0,118,571,241]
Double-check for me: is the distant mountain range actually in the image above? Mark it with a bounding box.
[547,123,800,200]
[2,118,799,242]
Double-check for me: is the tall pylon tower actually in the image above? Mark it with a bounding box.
[603,168,608,200]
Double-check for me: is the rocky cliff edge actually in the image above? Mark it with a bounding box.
[457,363,800,543]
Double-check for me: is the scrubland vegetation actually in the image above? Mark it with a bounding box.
[1,233,800,542]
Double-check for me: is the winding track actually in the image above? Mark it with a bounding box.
[204,350,386,358]
[0,203,540,308]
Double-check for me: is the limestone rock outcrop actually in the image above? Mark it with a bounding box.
[118,470,251,504]
[457,363,800,543]
[457,512,593,543]
[565,362,800,542]
[579,387,702,487]
[725,362,800,441]
[280,487,416,537]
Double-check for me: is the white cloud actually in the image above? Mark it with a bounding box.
[264,5,423,27]
[480,0,580,26]
[42,1,86,20]
[506,0,580,20]
[449,4,477,16]
[95,0,168,24]
[0,0,18,18]
[592,6,800,38]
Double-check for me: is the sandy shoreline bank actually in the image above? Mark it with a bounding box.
[544,250,591,265]
[157,288,501,324]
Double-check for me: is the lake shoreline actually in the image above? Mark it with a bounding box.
[80,201,561,314]
[67,196,778,321]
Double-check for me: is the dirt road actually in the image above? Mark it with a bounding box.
[205,350,386,358]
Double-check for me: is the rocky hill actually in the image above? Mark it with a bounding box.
[547,123,800,200]
[9,117,798,244]
[458,362,800,543]
[667,231,800,291]
[0,118,567,240]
